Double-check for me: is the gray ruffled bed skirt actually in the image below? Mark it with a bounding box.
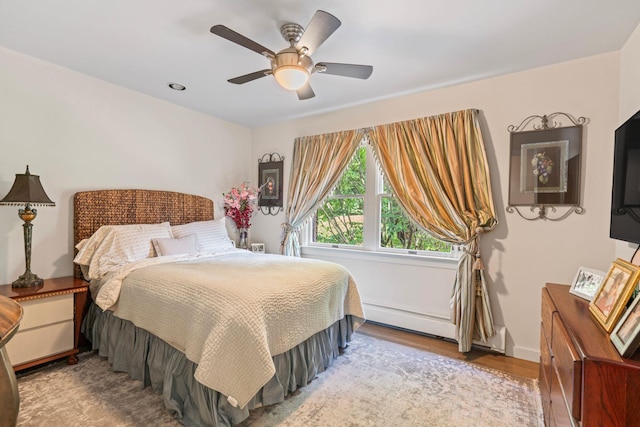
[81,303,355,426]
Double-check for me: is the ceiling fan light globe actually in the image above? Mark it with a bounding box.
[273,66,309,90]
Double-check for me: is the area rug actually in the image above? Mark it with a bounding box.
[16,333,544,426]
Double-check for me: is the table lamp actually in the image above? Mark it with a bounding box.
[0,166,55,287]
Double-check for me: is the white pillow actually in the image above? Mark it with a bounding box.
[171,218,234,255]
[74,222,173,280]
[152,234,198,256]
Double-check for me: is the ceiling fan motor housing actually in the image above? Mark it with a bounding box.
[280,23,304,44]
[273,47,313,73]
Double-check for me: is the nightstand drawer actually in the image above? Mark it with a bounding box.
[5,320,74,365]
[18,294,74,330]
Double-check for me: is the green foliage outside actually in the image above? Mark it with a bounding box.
[380,196,451,252]
[315,198,364,245]
[314,146,451,253]
[315,147,366,246]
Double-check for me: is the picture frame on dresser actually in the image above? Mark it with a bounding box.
[569,266,605,301]
[611,292,640,357]
[251,243,265,253]
[589,258,640,332]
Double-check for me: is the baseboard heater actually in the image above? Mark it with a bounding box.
[362,302,506,354]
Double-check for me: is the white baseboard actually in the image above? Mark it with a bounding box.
[511,346,540,362]
[363,302,506,354]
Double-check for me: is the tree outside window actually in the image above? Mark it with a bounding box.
[313,144,451,254]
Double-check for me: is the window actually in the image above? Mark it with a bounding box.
[313,145,366,246]
[312,143,452,255]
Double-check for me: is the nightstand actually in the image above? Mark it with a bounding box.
[0,276,89,371]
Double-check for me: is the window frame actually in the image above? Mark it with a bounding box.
[305,142,455,259]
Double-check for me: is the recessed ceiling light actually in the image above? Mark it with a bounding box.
[168,83,186,91]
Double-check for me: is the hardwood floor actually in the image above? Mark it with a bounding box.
[356,321,539,380]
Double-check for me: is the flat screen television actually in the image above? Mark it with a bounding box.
[611,109,640,244]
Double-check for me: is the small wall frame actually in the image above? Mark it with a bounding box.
[258,152,284,215]
[506,112,586,221]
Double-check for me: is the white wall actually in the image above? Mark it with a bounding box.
[0,47,252,284]
[251,52,621,360]
[616,21,640,260]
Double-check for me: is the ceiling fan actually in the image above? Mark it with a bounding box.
[210,10,373,100]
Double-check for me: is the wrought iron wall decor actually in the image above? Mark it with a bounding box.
[506,112,586,221]
[257,152,284,215]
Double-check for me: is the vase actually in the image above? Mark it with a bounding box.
[237,227,249,249]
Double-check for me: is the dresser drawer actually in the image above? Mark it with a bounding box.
[541,288,555,349]
[552,312,582,421]
[540,326,552,389]
[539,328,552,426]
[550,368,577,427]
[18,294,74,330]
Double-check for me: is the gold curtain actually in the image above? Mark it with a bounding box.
[281,130,364,256]
[368,109,498,352]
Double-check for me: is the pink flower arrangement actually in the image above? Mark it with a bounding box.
[223,183,258,229]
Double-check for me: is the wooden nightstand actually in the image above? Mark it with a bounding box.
[0,276,89,371]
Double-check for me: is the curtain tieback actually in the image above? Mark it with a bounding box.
[279,223,294,251]
[473,227,485,271]
[280,222,294,236]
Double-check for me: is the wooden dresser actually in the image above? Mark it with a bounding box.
[540,283,640,426]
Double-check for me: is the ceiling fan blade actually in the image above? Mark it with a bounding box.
[316,62,373,79]
[296,83,315,100]
[228,69,272,84]
[296,10,341,56]
[210,25,275,58]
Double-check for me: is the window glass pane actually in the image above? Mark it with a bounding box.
[333,146,366,195]
[382,176,393,194]
[314,197,364,245]
[380,196,451,252]
[311,144,452,255]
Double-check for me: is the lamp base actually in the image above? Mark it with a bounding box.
[12,271,44,288]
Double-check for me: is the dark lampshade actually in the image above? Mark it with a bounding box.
[0,165,55,288]
[0,166,55,207]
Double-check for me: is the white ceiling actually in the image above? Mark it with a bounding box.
[1,1,639,128]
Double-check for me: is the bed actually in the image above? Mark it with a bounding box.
[74,189,365,426]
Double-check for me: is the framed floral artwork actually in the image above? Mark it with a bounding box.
[569,266,606,301]
[589,258,640,332]
[611,292,640,357]
[257,152,284,215]
[507,123,582,207]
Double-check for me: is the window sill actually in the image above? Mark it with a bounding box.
[301,245,460,269]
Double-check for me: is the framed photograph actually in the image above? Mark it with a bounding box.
[258,159,283,208]
[251,243,265,253]
[569,266,606,301]
[611,293,640,357]
[632,246,640,266]
[589,258,640,332]
[508,125,581,206]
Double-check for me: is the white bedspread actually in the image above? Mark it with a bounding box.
[94,251,365,409]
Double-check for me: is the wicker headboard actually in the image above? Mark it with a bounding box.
[73,189,214,278]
